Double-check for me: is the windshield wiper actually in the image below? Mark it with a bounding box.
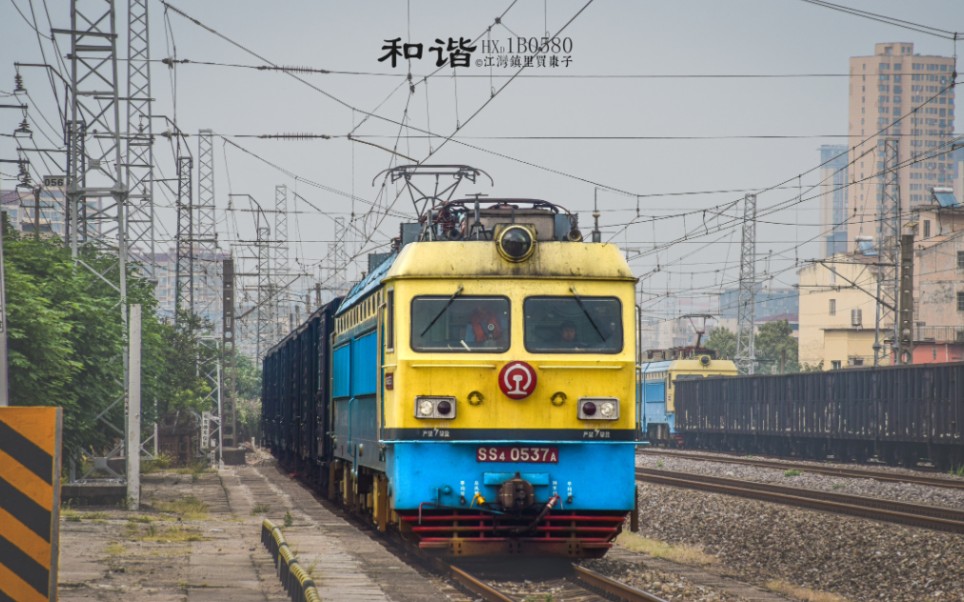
[420,285,464,337]
[569,285,606,341]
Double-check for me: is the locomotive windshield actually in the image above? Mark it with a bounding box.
[411,296,510,352]
[524,296,622,353]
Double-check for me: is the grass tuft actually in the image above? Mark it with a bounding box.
[616,532,718,566]
[125,521,206,543]
[105,542,126,556]
[153,495,209,519]
[251,502,270,515]
[784,469,802,477]
[766,579,851,602]
[141,453,174,474]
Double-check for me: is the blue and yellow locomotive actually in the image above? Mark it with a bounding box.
[263,190,638,557]
[639,348,737,445]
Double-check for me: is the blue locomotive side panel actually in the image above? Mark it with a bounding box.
[640,380,670,432]
[333,344,350,398]
[350,332,378,396]
[332,329,384,471]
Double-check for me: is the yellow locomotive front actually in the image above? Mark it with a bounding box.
[379,200,638,557]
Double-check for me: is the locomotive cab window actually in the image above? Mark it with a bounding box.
[411,296,509,352]
[524,296,622,353]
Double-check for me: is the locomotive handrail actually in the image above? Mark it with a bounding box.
[409,363,498,369]
[539,364,624,370]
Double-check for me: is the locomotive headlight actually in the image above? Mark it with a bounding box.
[417,399,435,417]
[578,397,619,420]
[414,396,457,419]
[496,225,536,262]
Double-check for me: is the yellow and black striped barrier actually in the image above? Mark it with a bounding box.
[0,407,62,602]
[260,518,322,602]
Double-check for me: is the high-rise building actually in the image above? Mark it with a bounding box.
[819,144,849,256]
[846,42,956,248]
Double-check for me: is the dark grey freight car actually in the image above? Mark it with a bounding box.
[674,362,964,470]
[262,298,342,489]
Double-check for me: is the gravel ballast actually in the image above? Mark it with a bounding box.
[635,453,964,601]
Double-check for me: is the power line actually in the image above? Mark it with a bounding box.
[799,0,961,40]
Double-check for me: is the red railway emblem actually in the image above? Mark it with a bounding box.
[499,361,537,399]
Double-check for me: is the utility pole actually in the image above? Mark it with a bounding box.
[0,212,8,406]
[126,305,141,509]
[221,259,237,448]
[735,193,757,375]
[897,233,914,364]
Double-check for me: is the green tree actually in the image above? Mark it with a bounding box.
[229,350,262,401]
[5,233,127,451]
[152,310,212,417]
[3,225,211,452]
[755,320,799,374]
[705,326,736,359]
[226,349,262,443]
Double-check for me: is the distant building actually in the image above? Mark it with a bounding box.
[847,42,957,249]
[1,188,67,237]
[798,187,964,370]
[797,252,880,369]
[907,189,964,362]
[819,145,849,256]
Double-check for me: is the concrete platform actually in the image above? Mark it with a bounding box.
[57,454,458,601]
[58,468,289,601]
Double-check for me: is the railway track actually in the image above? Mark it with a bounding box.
[637,467,964,534]
[640,448,964,491]
[448,562,669,602]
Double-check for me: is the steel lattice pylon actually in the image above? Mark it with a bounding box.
[874,138,900,365]
[273,185,289,340]
[734,194,757,375]
[325,216,350,296]
[256,219,273,363]
[126,0,155,278]
[175,156,193,316]
[195,130,227,456]
[65,120,86,243]
[61,0,131,480]
[196,130,221,326]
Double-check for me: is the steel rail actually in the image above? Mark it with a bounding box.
[637,468,964,534]
[639,448,964,491]
[572,564,670,602]
[448,565,514,602]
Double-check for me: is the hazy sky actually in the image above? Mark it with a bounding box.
[1,0,962,322]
